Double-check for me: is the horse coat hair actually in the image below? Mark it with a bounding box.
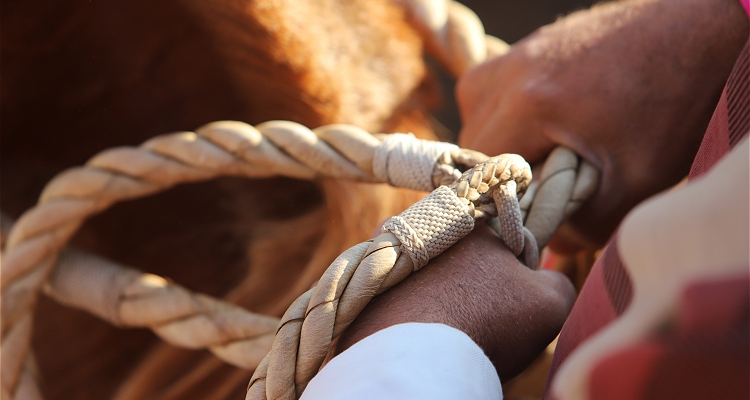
[1,0,445,398]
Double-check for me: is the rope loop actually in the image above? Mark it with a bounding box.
[0,0,600,398]
[247,154,533,399]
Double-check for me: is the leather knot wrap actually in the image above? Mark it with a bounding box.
[382,186,474,270]
[373,133,459,192]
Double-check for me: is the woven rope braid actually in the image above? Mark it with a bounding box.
[0,121,489,399]
[245,0,599,397]
[0,0,600,398]
[246,155,532,399]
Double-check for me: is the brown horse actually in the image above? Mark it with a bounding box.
[1,0,445,398]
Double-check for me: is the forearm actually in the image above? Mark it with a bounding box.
[326,226,576,381]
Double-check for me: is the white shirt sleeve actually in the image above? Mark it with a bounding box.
[300,322,503,400]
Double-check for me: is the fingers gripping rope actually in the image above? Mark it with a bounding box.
[246,155,532,400]
[0,0,601,398]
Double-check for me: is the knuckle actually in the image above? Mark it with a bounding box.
[515,76,557,111]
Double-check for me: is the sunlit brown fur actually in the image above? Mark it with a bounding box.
[1,1,442,398]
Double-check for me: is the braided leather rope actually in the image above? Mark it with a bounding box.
[247,155,532,399]
[245,0,598,396]
[246,150,596,400]
[0,122,490,399]
[0,0,599,398]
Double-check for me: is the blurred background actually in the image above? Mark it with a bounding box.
[465,0,597,43]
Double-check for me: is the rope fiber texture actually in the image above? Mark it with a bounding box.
[245,0,599,397]
[246,155,532,400]
[0,121,491,399]
[0,0,599,399]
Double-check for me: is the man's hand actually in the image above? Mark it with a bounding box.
[327,225,576,381]
[321,0,749,383]
[457,0,749,251]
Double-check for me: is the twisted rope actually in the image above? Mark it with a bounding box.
[0,121,487,399]
[245,1,599,398]
[48,249,280,369]
[247,156,532,399]
[0,214,281,372]
[244,150,596,400]
[0,0,600,398]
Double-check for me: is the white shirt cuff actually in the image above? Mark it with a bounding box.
[300,322,503,400]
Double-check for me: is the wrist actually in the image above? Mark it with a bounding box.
[326,226,576,381]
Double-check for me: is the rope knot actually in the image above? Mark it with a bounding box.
[382,186,474,270]
[373,133,459,192]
